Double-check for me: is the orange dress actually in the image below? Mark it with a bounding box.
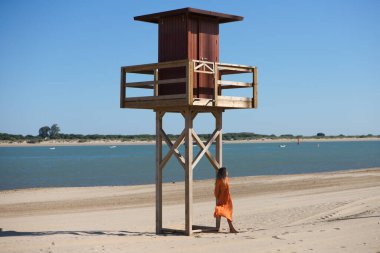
[214,177,233,222]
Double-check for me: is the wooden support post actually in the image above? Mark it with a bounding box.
[187,60,194,106]
[184,109,193,235]
[214,64,219,106]
[253,67,258,108]
[120,68,126,108]
[154,109,224,235]
[215,111,222,169]
[156,111,163,234]
[214,110,222,228]
[154,68,159,96]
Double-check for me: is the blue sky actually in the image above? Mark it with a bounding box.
[0,0,379,136]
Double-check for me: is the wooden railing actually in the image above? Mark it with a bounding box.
[120,59,258,109]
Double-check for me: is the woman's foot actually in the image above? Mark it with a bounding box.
[229,228,239,233]
[227,220,238,233]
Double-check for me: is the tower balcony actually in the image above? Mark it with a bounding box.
[120,59,258,111]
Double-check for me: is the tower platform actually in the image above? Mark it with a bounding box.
[120,59,258,111]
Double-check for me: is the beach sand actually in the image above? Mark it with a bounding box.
[1,168,379,252]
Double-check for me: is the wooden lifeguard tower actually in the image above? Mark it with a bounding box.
[120,7,258,235]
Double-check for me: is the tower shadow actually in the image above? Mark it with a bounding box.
[0,230,156,238]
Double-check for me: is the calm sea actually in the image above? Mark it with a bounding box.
[0,141,379,190]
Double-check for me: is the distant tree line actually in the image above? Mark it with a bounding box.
[38,124,61,139]
[0,125,378,143]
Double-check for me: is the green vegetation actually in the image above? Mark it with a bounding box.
[38,124,61,139]
[0,125,379,144]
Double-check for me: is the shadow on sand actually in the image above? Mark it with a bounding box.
[0,230,156,238]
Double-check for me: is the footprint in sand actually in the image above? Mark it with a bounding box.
[272,235,285,240]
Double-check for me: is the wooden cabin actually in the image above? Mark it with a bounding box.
[120,7,257,111]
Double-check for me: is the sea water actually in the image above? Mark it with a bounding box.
[0,141,379,190]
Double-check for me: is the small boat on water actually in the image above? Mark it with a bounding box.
[279,144,286,148]
[110,146,117,149]
[49,147,56,150]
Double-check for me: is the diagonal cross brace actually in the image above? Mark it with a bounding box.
[160,128,186,170]
[193,61,215,74]
[191,129,220,171]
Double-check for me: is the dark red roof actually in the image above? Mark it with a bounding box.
[134,7,243,24]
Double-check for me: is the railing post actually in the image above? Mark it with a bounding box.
[154,68,159,96]
[253,67,258,108]
[187,60,193,106]
[214,63,219,106]
[120,68,126,108]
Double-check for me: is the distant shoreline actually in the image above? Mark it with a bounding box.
[1,137,379,147]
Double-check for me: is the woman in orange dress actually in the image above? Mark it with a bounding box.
[214,167,238,233]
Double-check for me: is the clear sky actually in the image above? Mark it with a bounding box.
[0,0,379,136]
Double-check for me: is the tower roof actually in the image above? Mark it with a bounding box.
[134,7,243,24]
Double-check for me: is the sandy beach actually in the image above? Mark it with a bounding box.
[1,168,379,252]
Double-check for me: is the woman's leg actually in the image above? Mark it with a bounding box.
[216,216,221,231]
[227,220,238,233]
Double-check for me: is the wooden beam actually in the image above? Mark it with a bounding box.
[191,111,198,121]
[218,62,256,69]
[219,85,252,89]
[214,111,222,171]
[154,68,158,96]
[218,66,253,73]
[213,110,222,229]
[191,129,220,170]
[123,97,253,110]
[192,129,220,170]
[215,96,253,109]
[205,139,220,170]
[120,68,126,108]
[125,94,186,102]
[125,81,154,89]
[187,60,194,105]
[184,109,193,236]
[155,111,164,234]
[193,70,214,74]
[218,80,252,89]
[253,67,258,108]
[160,129,186,170]
[125,78,187,89]
[123,99,188,109]
[214,64,219,106]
